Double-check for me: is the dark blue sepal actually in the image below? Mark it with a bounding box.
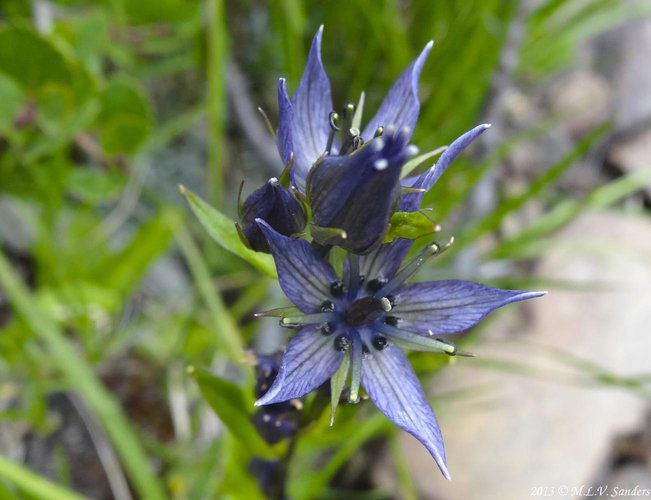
[238,177,307,253]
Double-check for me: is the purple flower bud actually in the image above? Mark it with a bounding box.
[306,128,411,254]
[238,178,306,253]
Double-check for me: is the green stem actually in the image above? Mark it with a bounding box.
[0,251,166,500]
[175,225,246,362]
[206,0,227,205]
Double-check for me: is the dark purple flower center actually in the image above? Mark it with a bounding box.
[344,296,388,327]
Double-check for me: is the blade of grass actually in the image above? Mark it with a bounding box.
[0,455,87,500]
[492,167,651,258]
[175,224,246,363]
[206,0,227,205]
[0,251,166,500]
[458,122,608,246]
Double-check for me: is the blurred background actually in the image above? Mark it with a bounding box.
[1,0,651,499]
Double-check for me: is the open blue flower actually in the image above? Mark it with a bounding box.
[254,220,545,479]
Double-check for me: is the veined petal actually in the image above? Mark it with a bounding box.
[257,219,338,312]
[391,280,545,335]
[361,343,450,479]
[358,238,413,283]
[291,26,333,193]
[255,325,343,406]
[276,78,293,167]
[362,41,433,142]
[400,124,491,212]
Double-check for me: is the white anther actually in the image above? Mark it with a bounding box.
[374,158,389,170]
[380,297,392,312]
[406,144,419,156]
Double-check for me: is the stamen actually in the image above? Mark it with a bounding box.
[347,254,361,299]
[280,312,336,328]
[334,335,350,351]
[320,300,335,312]
[330,280,345,297]
[329,111,341,131]
[366,277,388,291]
[374,158,389,170]
[320,322,336,336]
[349,334,363,403]
[375,237,454,296]
[384,315,398,326]
[372,336,388,350]
[326,111,340,153]
[352,135,364,150]
[375,323,458,355]
[374,126,384,138]
[406,144,419,156]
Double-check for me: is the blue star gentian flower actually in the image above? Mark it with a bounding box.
[254,218,545,479]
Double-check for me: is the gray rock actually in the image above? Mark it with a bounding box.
[404,210,651,500]
[614,19,651,133]
[608,128,651,198]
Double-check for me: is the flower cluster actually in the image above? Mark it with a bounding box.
[241,26,544,479]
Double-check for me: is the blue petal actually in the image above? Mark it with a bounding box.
[257,220,338,312]
[391,280,546,335]
[290,26,333,193]
[255,325,344,405]
[362,41,433,142]
[276,78,293,167]
[361,343,450,479]
[400,124,491,211]
[358,238,413,282]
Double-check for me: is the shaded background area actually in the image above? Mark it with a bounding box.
[1,1,650,499]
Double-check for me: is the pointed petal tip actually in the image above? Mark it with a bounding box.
[425,40,434,50]
[317,24,324,33]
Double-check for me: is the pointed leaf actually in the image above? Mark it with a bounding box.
[180,186,276,277]
[190,367,279,459]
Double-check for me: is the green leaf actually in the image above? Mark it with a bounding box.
[189,367,280,460]
[97,209,179,295]
[0,25,95,105]
[180,185,277,278]
[95,78,152,154]
[385,211,439,242]
[0,73,24,133]
[66,168,125,204]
